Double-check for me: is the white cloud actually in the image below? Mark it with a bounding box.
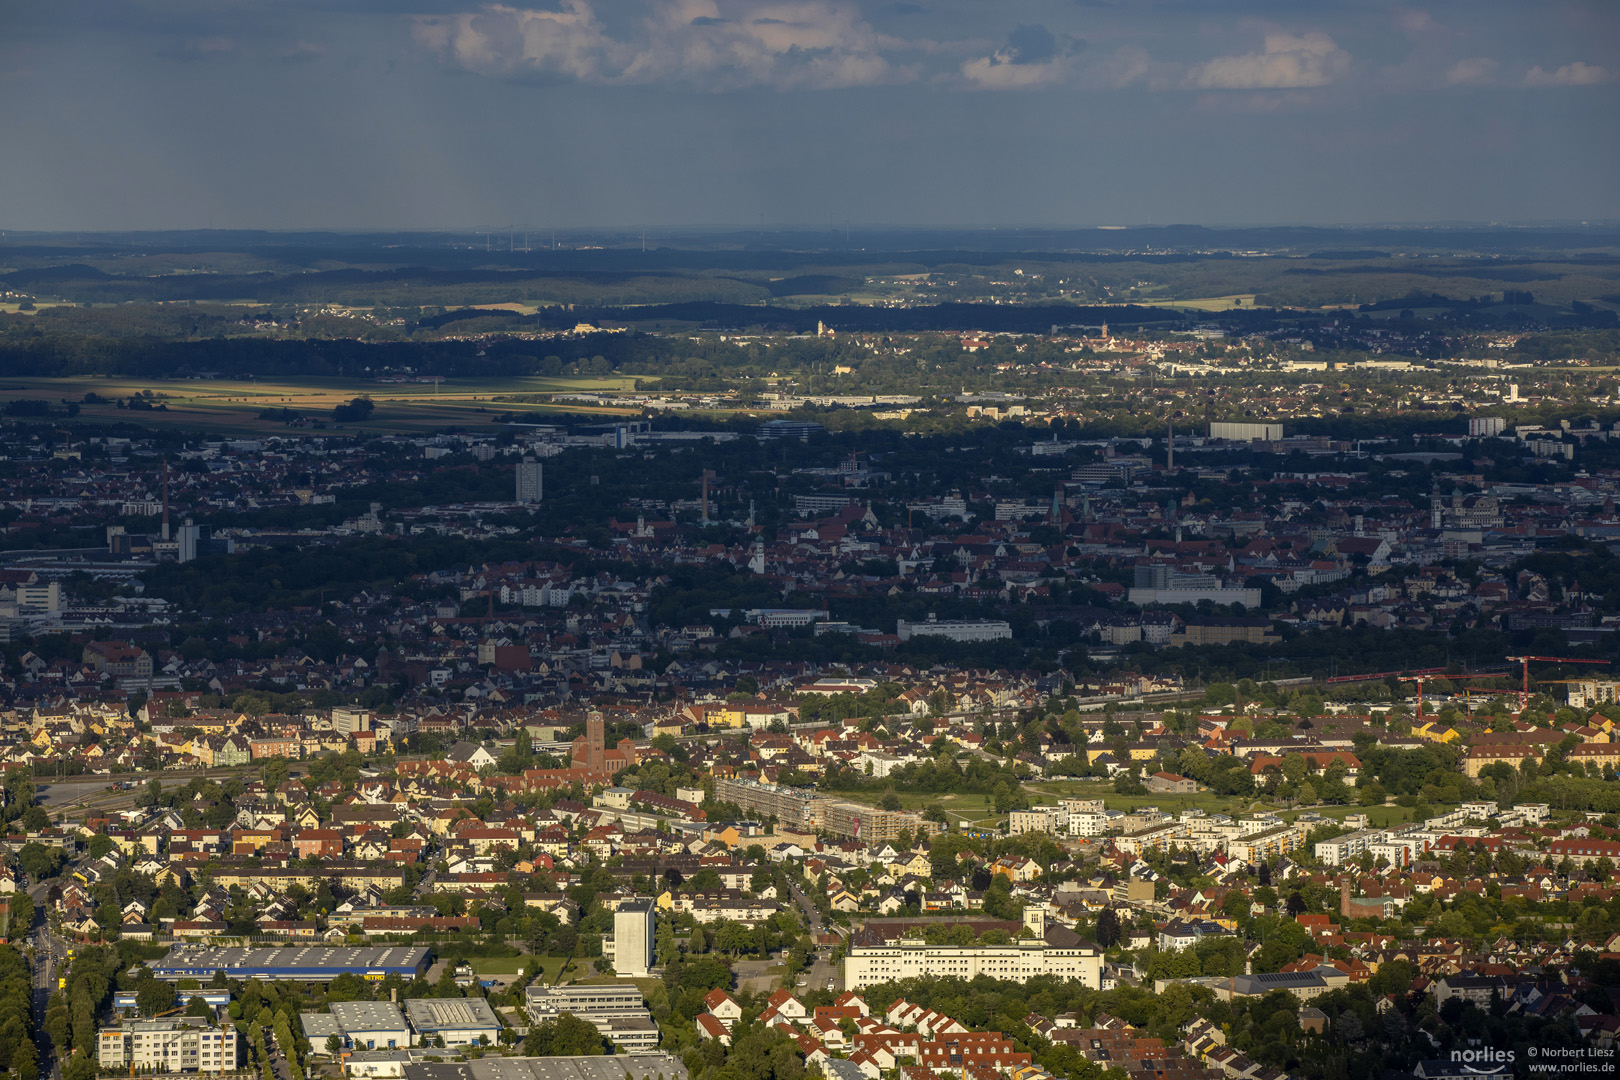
[960,23,1082,90]
[413,1,911,90]
[1524,61,1610,87]
[1445,57,1498,86]
[1190,31,1349,90]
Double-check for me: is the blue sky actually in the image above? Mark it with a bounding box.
[3,1,1617,230]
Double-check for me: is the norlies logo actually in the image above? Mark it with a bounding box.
[1453,1047,1516,1074]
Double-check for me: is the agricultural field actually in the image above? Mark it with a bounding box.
[0,374,642,434]
[1139,294,1257,311]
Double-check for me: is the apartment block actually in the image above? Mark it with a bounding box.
[98,1020,240,1074]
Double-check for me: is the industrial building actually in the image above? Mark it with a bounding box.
[151,945,430,982]
[97,1018,240,1074]
[1209,421,1284,442]
[895,616,1012,643]
[113,990,230,1012]
[402,998,502,1048]
[400,1054,688,1080]
[322,1002,411,1051]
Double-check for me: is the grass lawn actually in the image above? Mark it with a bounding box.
[470,956,527,975]
[1282,802,1458,828]
[529,955,577,984]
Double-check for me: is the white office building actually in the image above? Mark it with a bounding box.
[524,984,659,1050]
[895,616,1013,643]
[612,898,655,977]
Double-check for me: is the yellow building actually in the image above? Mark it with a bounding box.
[1413,722,1460,744]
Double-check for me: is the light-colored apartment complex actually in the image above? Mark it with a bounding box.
[846,937,1101,990]
[845,910,1100,991]
[98,1020,240,1074]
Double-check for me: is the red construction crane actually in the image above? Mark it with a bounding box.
[1505,655,1609,712]
[1396,673,1511,723]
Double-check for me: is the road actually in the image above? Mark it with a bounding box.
[784,876,840,994]
[28,884,66,1080]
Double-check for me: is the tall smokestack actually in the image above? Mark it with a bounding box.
[1167,419,1174,471]
[161,461,171,542]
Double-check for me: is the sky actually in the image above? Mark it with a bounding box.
[2,0,1618,231]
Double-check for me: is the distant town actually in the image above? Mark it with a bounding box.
[0,227,1617,1080]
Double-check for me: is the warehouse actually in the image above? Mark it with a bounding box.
[403,998,502,1048]
[401,1055,688,1080]
[150,945,430,982]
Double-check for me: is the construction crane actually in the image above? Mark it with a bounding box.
[1396,673,1510,723]
[1505,655,1609,712]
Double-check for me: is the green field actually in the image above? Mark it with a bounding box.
[1138,294,1258,312]
[1281,802,1455,828]
[462,954,575,985]
[0,374,644,434]
[470,956,528,975]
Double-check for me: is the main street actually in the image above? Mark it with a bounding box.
[783,875,840,994]
[28,891,65,1080]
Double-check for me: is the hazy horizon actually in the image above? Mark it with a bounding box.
[5,1,1618,232]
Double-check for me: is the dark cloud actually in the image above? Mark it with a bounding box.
[1004,24,1058,65]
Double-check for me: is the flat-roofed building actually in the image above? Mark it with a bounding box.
[97,1019,239,1073]
[400,1053,688,1080]
[524,984,659,1050]
[845,920,1100,991]
[152,945,429,982]
[820,800,943,843]
[326,1002,412,1051]
[612,898,655,978]
[403,998,501,1048]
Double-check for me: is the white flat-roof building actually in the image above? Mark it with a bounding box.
[312,1002,412,1051]
[98,1019,240,1074]
[846,916,1100,992]
[896,617,1013,643]
[403,998,502,1048]
[613,899,655,978]
[524,984,659,1051]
